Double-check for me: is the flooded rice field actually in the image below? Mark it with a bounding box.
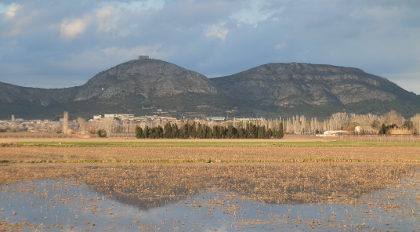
[1,140,420,231]
[1,167,419,231]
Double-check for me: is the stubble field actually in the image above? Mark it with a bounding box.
[1,138,419,231]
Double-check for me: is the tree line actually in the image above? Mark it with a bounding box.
[378,121,416,135]
[282,111,420,135]
[135,122,284,139]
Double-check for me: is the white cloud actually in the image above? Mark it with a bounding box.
[60,18,88,39]
[0,3,38,37]
[204,23,229,42]
[231,1,280,27]
[96,6,114,20]
[0,3,20,19]
[58,0,166,40]
[94,1,166,36]
[96,7,119,33]
[6,3,20,19]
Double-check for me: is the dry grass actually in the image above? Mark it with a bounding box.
[0,146,419,164]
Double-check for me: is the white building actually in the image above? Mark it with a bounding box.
[93,115,103,120]
[104,114,135,120]
[316,130,349,137]
[207,117,225,121]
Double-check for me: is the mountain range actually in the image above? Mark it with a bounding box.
[1,58,419,119]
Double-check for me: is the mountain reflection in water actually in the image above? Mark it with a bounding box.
[0,175,419,231]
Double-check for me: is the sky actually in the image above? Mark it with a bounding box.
[0,0,419,94]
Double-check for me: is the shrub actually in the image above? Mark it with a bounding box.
[97,129,107,138]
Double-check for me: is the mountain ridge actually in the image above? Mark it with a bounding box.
[1,59,419,119]
[210,62,419,117]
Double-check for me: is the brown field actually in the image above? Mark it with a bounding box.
[1,137,419,231]
[1,145,420,164]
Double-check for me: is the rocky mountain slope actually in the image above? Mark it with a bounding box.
[0,59,419,119]
[0,58,232,119]
[211,63,420,117]
[74,59,218,101]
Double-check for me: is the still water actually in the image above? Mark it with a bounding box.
[0,177,419,231]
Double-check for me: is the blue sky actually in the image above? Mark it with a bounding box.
[0,0,419,94]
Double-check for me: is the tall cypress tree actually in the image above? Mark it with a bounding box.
[196,123,204,138]
[266,128,273,138]
[257,126,265,138]
[157,126,163,138]
[164,123,172,138]
[252,125,258,138]
[135,126,143,138]
[238,127,245,138]
[144,126,150,138]
[205,125,210,138]
[183,124,189,138]
[135,121,285,140]
[171,124,179,138]
[275,122,284,138]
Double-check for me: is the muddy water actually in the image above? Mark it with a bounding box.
[0,177,419,231]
